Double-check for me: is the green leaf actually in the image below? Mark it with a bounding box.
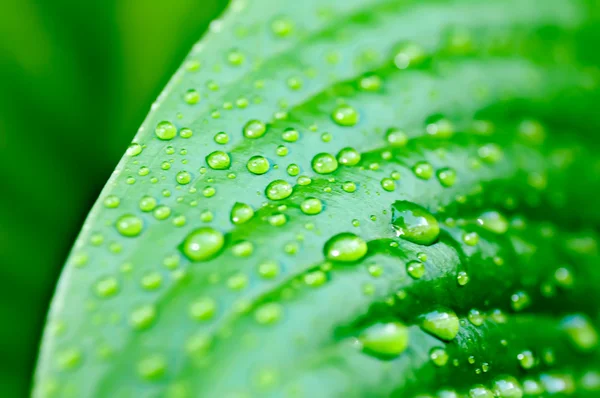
[34,0,600,396]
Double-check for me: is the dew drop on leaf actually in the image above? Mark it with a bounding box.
[247,155,270,175]
[265,180,293,200]
[331,104,359,126]
[324,233,368,262]
[155,121,177,140]
[243,120,267,138]
[115,215,144,237]
[206,151,231,170]
[391,201,439,245]
[181,227,225,262]
[311,153,338,174]
[359,322,409,358]
[420,307,459,341]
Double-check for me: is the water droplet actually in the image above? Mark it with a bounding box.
[337,147,361,166]
[359,74,382,91]
[57,347,82,370]
[189,297,217,321]
[517,350,536,369]
[457,271,469,286]
[95,277,119,298]
[342,181,357,193]
[386,128,408,147]
[381,178,395,192]
[561,314,598,351]
[406,260,425,279]
[286,164,300,176]
[138,196,157,212]
[478,144,503,163]
[271,16,294,37]
[420,307,459,341]
[359,322,409,358]
[130,304,157,330]
[312,153,338,174]
[227,273,249,290]
[430,347,449,366]
[214,132,229,144]
[255,303,282,324]
[492,376,523,398]
[391,201,439,245]
[324,233,368,262]
[116,215,143,237]
[265,180,293,200]
[155,121,177,140]
[247,156,270,175]
[126,143,143,156]
[183,89,200,105]
[554,266,574,287]
[231,240,254,257]
[426,117,454,138]
[258,261,280,279]
[518,119,546,145]
[304,270,327,287]
[206,151,231,170]
[331,105,359,126]
[176,171,192,185]
[137,354,166,380]
[467,308,485,326]
[230,203,254,225]
[181,228,224,261]
[477,211,508,234]
[243,120,267,139]
[437,168,457,187]
[393,43,425,69]
[154,205,171,220]
[103,195,120,208]
[469,385,494,398]
[282,128,299,142]
[510,290,531,312]
[462,231,480,246]
[300,198,323,215]
[227,49,245,66]
[412,161,433,180]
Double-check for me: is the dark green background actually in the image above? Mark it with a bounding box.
[0,0,228,395]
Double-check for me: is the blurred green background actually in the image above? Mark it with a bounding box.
[0,0,228,396]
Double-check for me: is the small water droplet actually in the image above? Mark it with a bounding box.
[412,161,433,180]
[337,147,361,166]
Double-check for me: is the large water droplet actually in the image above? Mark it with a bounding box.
[324,233,368,262]
[312,153,338,174]
[243,120,267,138]
[561,314,598,352]
[420,307,459,341]
[155,121,177,140]
[230,202,254,225]
[247,156,270,175]
[492,376,523,398]
[181,228,224,261]
[206,151,231,170]
[359,322,409,358]
[116,215,143,237]
[477,211,508,234]
[331,105,359,126]
[391,201,439,245]
[265,180,293,200]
